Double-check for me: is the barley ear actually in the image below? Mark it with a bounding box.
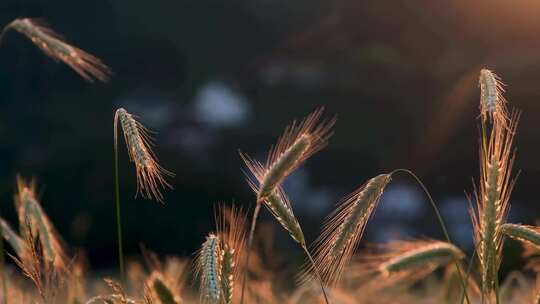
[147,271,180,304]
[471,111,519,296]
[501,224,540,249]
[0,218,26,258]
[15,176,68,271]
[114,108,174,203]
[479,69,508,125]
[195,234,222,304]
[2,18,112,82]
[305,173,391,286]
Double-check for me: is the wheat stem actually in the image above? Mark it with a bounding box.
[114,129,125,282]
[302,245,330,304]
[391,169,471,304]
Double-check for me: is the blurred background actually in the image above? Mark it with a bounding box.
[1,0,540,275]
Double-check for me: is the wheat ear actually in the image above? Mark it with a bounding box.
[305,173,391,287]
[471,110,519,298]
[114,108,174,203]
[501,224,540,249]
[0,218,26,258]
[376,240,464,277]
[15,176,67,271]
[147,271,180,304]
[241,107,335,202]
[216,206,247,304]
[239,107,334,304]
[479,69,508,125]
[195,234,222,304]
[1,18,111,82]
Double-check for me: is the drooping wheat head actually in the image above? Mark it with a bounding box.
[195,234,222,304]
[0,218,26,258]
[114,108,174,203]
[2,18,111,82]
[501,224,540,249]
[375,240,464,277]
[216,206,247,304]
[306,173,392,286]
[14,176,67,271]
[146,271,181,304]
[471,111,519,295]
[246,178,305,246]
[479,69,508,124]
[241,107,335,202]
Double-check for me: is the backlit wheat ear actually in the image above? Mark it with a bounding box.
[0,218,26,258]
[147,271,181,304]
[1,18,111,82]
[471,110,519,295]
[479,69,508,124]
[501,224,540,249]
[375,240,464,277]
[307,173,392,286]
[241,107,335,202]
[195,234,222,304]
[216,206,247,304]
[114,108,174,203]
[14,176,67,271]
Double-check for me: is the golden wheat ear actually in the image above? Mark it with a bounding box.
[2,18,112,82]
[303,173,391,287]
[0,218,26,258]
[14,176,68,271]
[479,69,508,124]
[215,205,247,304]
[195,234,222,304]
[241,107,335,202]
[470,110,519,295]
[114,108,174,203]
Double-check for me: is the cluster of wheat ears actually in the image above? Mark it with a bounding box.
[1,17,540,304]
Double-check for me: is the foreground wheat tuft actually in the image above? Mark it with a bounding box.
[0,218,26,257]
[1,18,111,82]
[114,107,174,203]
[308,173,392,286]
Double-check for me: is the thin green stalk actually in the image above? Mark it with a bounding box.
[240,202,261,304]
[0,211,6,304]
[391,169,471,304]
[302,245,330,304]
[115,142,125,282]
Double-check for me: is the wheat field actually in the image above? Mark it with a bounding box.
[1,14,540,304]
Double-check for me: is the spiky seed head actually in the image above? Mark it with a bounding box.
[147,271,181,304]
[114,108,174,203]
[4,18,111,82]
[196,234,222,304]
[0,218,26,258]
[306,173,391,286]
[241,107,335,202]
[14,176,67,271]
[216,206,247,304]
[377,241,464,276]
[479,69,508,124]
[502,224,540,249]
[471,110,519,294]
